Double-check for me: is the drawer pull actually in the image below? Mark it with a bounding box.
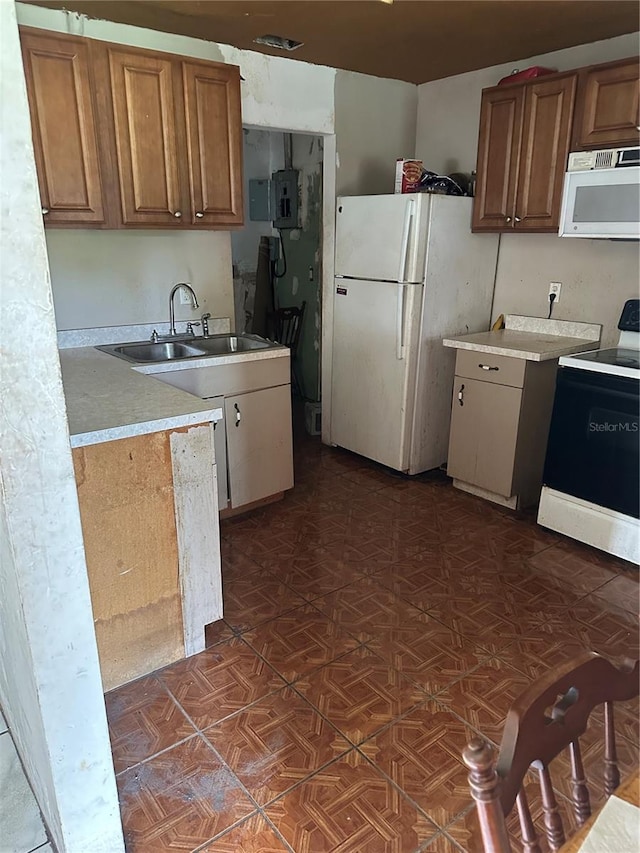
[234,402,241,426]
[458,384,465,406]
[479,364,499,371]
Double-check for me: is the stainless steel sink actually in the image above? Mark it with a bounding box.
[195,334,271,355]
[109,341,206,363]
[97,333,278,364]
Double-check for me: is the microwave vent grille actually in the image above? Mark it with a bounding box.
[595,150,615,169]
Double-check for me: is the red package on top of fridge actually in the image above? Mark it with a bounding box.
[497,66,556,86]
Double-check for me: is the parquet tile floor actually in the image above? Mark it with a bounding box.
[108,428,639,852]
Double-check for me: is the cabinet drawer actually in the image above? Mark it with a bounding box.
[454,349,526,388]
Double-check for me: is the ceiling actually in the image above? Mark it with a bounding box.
[23,0,640,84]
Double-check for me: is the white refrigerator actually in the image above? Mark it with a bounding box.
[330,192,499,474]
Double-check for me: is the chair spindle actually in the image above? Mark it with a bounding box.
[603,701,620,797]
[568,740,591,825]
[515,790,542,853]
[537,764,565,850]
[463,738,513,853]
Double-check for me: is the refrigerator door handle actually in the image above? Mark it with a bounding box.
[397,198,414,283]
[396,283,405,360]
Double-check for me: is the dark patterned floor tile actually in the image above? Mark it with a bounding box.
[222,575,308,632]
[197,813,292,852]
[277,557,366,601]
[294,645,427,745]
[589,574,640,616]
[158,638,286,730]
[242,604,361,683]
[203,686,350,805]
[106,676,195,774]
[360,699,476,827]
[435,658,532,744]
[366,619,492,694]
[312,577,430,642]
[205,619,236,647]
[264,750,439,852]
[117,735,255,851]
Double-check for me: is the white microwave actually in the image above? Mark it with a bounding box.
[559,152,640,240]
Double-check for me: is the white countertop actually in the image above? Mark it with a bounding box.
[60,347,224,448]
[443,315,602,361]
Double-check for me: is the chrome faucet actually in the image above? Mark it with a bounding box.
[169,283,199,336]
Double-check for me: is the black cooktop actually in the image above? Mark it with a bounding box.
[573,347,640,369]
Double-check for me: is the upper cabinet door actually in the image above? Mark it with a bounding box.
[472,86,524,231]
[108,49,184,225]
[574,59,640,150]
[182,61,244,227]
[20,30,104,225]
[514,74,577,231]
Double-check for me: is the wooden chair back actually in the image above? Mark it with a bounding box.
[268,301,306,356]
[463,652,639,853]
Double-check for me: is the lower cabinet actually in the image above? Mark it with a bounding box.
[149,353,294,513]
[225,385,294,509]
[447,350,558,509]
[448,378,522,499]
[72,423,222,690]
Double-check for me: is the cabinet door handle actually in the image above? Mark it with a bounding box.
[173,211,182,218]
[234,403,241,426]
[42,207,49,215]
[514,216,522,222]
[479,363,499,371]
[457,384,465,406]
[195,212,204,218]
[505,216,512,223]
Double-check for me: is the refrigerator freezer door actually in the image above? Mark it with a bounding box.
[335,194,428,282]
[330,277,422,471]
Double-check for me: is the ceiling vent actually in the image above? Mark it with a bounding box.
[254,34,303,51]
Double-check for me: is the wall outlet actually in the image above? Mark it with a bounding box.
[548,282,562,303]
[179,286,192,305]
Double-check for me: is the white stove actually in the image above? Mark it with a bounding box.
[538,300,640,565]
[558,300,640,379]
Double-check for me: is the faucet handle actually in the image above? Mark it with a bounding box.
[150,329,159,342]
[185,322,201,336]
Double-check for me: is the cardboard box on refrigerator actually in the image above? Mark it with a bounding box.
[394,159,423,193]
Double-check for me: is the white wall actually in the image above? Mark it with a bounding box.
[47,230,233,330]
[415,32,640,344]
[493,235,640,347]
[335,69,418,196]
[15,1,336,331]
[0,3,124,850]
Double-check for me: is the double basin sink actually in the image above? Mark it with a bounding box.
[98,333,278,364]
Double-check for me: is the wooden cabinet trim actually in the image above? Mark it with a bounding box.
[20,28,105,225]
[472,86,524,232]
[572,57,640,150]
[20,27,244,231]
[182,61,244,227]
[514,73,577,231]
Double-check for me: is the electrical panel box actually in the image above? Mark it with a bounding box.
[272,169,299,229]
[248,179,272,221]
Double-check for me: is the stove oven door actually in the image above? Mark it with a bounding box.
[543,367,640,518]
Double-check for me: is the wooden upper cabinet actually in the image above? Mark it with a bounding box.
[20,29,104,225]
[108,48,184,226]
[182,61,244,227]
[472,87,523,231]
[473,73,577,233]
[514,74,576,231]
[573,58,640,150]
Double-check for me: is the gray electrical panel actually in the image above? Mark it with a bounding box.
[272,169,299,229]
[248,179,272,221]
